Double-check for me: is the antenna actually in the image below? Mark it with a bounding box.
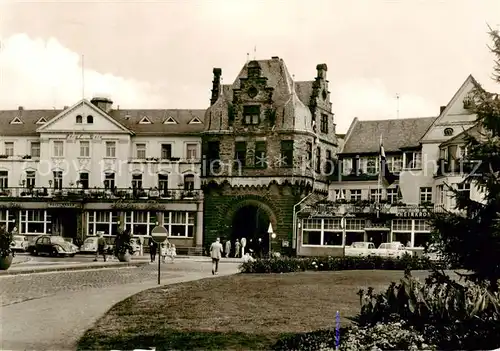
[253,45,256,60]
[396,93,400,119]
[246,53,249,63]
[81,54,85,102]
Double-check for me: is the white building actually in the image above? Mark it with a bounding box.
[296,75,483,256]
[0,97,205,253]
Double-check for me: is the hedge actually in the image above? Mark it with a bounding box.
[240,254,437,273]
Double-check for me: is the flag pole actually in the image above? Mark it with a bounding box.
[377,134,383,218]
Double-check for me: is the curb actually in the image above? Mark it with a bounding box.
[11,256,33,265]
[0,261,150,276]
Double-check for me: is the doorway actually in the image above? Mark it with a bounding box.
[50,209,78,240]
[365,230,389,248]
[231,205,270,258]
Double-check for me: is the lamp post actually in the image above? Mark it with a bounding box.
[268,223,276,257]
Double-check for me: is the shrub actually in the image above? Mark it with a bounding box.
[0,225,13,258]
[272,328,346,351]
[240,255,434,274]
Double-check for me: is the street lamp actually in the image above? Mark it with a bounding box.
[268,222,275,256]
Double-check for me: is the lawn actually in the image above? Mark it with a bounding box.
[77,270,433,350]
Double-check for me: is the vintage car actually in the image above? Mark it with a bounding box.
[28,235,78,257]
[374,242,411,259]
[11,235,29,252]
[344,242,376,257]
[79,236,141,255]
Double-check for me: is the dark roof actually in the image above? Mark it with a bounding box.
[341,117,437,154]
[0,107,206,136]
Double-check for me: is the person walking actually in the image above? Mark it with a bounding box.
[169,243,177,263]
[149,238,158,263]
[234,239,241,258]
[210,237,223,275]
[94,233,107,262]
[224,239,231,258]
[160,243,167,263]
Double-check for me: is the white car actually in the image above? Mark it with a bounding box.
[375,242,411,258]
[11,235,28,252]
[345,242,376,257]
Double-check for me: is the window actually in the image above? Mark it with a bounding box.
[206,141,220,174]
[104,173,115,189]
[132,174,142,189]
[163,211,195,238]
[20,210,49,234]
[87,115,93,123]
[0,171,8,188]
[30,142,40,157]
[346,219,365,230]
[389,156,403,172]
[436,185,445,204]
[254,141,267,168]
[302,219,321,245]
[186,143,198,159]
[315,147,321,173]
[280,140,294,167]
[53,141,64,157]
[350,189,362,201]
[4,142,14,156]
[87,211,119,236]
[243,105,260,125]
[0,209,17,232]
[106,141,116,158]
[370,189,382,202]
[79,141,90,157]
[184,174,195,190]
[392,219,412,231]
[53,171,62,190]
[419,187,432,204]
[26,171,36,188]
[136,143,146,159]
[457,182,471,200]
[302,218,343,246]
[158,174,169,195]
[161,144,172,159]
[361,157,378,174]
[387,188,399,204]
[405,151,422,169]
[234,141,247,167]
[125,211,157,236]
[320,114,328,133]
[342,158,353,175]
[76,115,83,124]
[392,219,412,246]
[79,172,89,189]
[306,142,312,166]
[444,128,454,136]
[325,150,333,174]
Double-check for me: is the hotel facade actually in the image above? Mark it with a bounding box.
[0,97,205,252]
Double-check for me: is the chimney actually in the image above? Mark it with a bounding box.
[316,63,328,80]
[210,68,222,106]
[90,96,113,113]
[18,106,23,110]
[440,105,446,114]
[271,56,279,60]
[63,106,69,109]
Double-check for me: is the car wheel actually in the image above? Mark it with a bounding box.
[70,254,75,257]
[51,249,59,257]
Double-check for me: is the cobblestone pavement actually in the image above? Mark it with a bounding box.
[0,261,240,350]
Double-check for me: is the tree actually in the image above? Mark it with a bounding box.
[430,26,500,291]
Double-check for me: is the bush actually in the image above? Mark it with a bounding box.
[272,328,345,351]
[357,270,500,350]
[240,255,434,274]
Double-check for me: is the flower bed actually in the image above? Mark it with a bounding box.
[240,255,434,274]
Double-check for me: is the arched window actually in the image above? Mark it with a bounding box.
[444,128,454,136]
[87,115,94,124]
[76,115,83,124]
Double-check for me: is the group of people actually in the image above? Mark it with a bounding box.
[223,238,264,258]
[149,240,177,263]
[209,237,256,275]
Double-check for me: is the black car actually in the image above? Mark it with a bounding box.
[28,235,78,257]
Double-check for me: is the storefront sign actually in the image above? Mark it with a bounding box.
[66,134,102,141]
[47,202,81,208]
[396,208,429,218]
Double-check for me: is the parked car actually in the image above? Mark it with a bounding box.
[11,235,28,252]
[374,242,410,259]
[28,235,78,257]
[344,242,376,257]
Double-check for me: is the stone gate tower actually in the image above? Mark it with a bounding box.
[201,57,338,255]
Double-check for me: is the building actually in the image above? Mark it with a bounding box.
[201,57,339,255]
[295,75,484,256]
[0,97,205,252]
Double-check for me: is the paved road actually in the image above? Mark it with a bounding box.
[0,261,240,350]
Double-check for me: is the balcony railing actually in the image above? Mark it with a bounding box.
[0,187,202,201]
[435,159,478,178]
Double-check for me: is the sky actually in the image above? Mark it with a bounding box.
[0,0,499,133]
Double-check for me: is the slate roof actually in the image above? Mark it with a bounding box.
[341,117,437,154]
[0,106,206,136]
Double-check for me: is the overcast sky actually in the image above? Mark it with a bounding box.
[0,0,499,133]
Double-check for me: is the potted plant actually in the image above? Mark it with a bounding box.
[0,225,14,270]
[113,228,134,262]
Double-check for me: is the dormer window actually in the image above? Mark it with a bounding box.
[247,61,261,78]
[76,115,83,124]
[444,127,454,136]
[243,105,260,125]
[87,115,94,124]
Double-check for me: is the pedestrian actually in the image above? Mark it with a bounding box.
[234,239,241,258]
[210,237,223,275]
[169,244,177,263]
[225,239,231,258]
[160,243,167,263]
[149,238,158,263]
[94,233,107,262]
